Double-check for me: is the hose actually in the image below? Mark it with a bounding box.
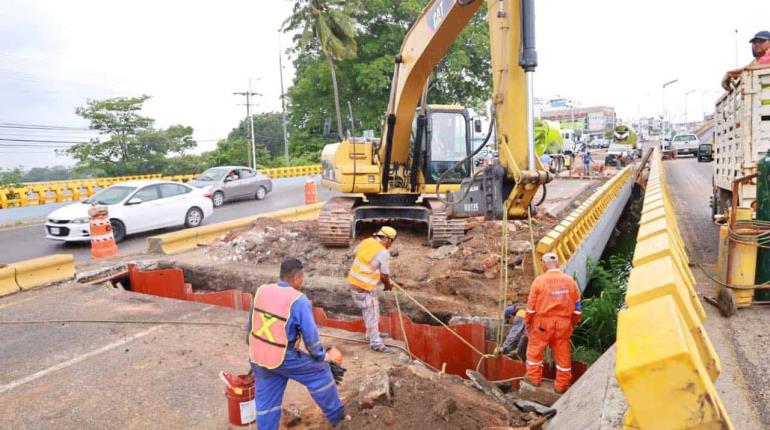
[534,183,547,207]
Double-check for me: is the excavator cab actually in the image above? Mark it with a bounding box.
[419,105,472,184]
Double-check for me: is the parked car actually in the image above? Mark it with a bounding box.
[189,166,272,207]
[671,133,700,157]
[604,144,635,167]
[697,143,714,162]
[660,138,674,159]
[45,180,214,243]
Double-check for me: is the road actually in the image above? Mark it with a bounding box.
[665,156,767,428]
[0,176,335,264]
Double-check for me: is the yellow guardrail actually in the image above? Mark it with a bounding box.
[0,165,323,209]
[535,166,632,274]
[147,202,324,255]
[615,148,732,429]
[0,254,76,297]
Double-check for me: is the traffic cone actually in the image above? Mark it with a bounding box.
[88,207,118,259]
[304,178,317,204]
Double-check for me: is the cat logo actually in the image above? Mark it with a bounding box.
[427,0,454,32]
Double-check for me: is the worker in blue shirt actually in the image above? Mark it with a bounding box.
[247,258,345,429]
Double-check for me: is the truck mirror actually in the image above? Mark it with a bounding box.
[474,119,482,134]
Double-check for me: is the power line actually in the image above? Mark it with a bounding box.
[0,123,90,131]
[0,138,87,144]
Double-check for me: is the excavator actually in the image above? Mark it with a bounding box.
[319,0,552,246]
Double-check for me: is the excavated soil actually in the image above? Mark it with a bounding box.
[203,214,560,316]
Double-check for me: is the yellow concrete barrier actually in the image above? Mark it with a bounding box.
[11,254,75,291]
[536,166,632,272]
[0,265,19,297]
[616,148,733,429]
[147,203,324,255]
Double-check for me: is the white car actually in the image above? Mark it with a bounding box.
[671,133,700,157]
[45,180,214,243]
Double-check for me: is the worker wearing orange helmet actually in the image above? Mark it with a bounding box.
[524,252,582,393]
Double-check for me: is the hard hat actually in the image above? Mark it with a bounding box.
[375,226,397,240]
[504,305,517,321]
[541,252,559,264]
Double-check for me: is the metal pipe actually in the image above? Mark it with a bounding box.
[526,72,536,170]
[519,0,537,171]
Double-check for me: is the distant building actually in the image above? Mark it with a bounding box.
[539,106,616,139]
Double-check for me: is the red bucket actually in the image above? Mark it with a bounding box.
[221,371,256,426]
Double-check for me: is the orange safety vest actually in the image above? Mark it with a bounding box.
[248,283,303,369]
[347,237,386,291]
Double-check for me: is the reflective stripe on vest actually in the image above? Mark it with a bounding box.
[346,237,385,291]
[248,283,302,369]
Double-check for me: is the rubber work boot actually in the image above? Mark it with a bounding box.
[524,377,541,387]
[554,386,567,394]
[371,344,393,353]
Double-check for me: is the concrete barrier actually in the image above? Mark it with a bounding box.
[147,203,324,255]
[12,254,76,290]
[615,149,733,429]
[0,265,19,297]
[535,167,634,291]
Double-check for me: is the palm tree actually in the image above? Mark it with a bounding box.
[284,0,357,140]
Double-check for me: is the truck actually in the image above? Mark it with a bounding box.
[711,64,770,219]
[670,133,700,157]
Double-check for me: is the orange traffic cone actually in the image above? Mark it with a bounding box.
[304,178,317,204]
[89,208,118,259]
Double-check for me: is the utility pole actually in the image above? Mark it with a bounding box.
[278,30,290,165]
[735,29,739,68]
[234,81,260,169]
[662,79,678,136]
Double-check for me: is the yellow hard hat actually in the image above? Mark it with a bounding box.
[375,226,397,240]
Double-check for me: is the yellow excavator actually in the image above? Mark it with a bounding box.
[319,0,552,246]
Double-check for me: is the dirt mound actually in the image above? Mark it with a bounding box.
[338,365,526,429]
[204,213,560,316]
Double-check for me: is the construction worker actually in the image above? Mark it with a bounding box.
[248,258,345,429]
[722,30,770,91]
[348,226,397,353]
[501,305,528,360]
[524,252,582,394]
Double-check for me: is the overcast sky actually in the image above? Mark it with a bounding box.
[0,0,768,169]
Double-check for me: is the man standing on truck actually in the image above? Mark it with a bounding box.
[348,226,398,353]
[524,252,582,394]
[722,30,770,91]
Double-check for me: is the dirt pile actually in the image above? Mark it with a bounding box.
[337,365,528,429]
[204,213,560,315]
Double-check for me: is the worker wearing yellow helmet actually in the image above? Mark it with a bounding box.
[347,226,398,353]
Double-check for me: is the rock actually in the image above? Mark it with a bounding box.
[358,370,391,408]
[280,404,302,427]
[518,380,562,407]
[466,370,512,407]
[509,240,533,254]
[433,398,458,421]
[514,220,524,229]
[429,244,459,260]
[390,247,400,257]
[397,352,411,364]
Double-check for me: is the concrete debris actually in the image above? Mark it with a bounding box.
[518,380,562,407]
[509,240,533,254]
[357,370,391,408]
[514,220,524,229]
[430,244,459,260]
[466,370,513,408]
[397,352,411,364]
[280,404,302,427]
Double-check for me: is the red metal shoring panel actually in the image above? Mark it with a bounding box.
[124,266,586,382]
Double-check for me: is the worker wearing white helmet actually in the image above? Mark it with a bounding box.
[347,226,398,353]
[524,252,582,394]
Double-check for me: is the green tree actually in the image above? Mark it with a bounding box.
[69,96,196,175]
[285,0,491,159]
[284,0,357,140]
[227,112,286,158]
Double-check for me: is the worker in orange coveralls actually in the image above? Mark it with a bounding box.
[524,252,582,394]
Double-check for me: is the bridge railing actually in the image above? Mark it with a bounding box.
[0,165,322,209]
[615,148,733,429]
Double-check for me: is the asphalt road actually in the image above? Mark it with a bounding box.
[0,176,335,264]
[665,156,767,428]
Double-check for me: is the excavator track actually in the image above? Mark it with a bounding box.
[429,209,465,247]
[318,197,357,247]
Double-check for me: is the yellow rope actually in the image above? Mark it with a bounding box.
[528,205,538,278]
[393,288,412,359]
[392,283,496,362]
[495,201,510,351]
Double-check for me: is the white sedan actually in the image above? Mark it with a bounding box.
[45,180,214,243]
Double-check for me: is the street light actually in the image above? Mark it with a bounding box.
[662,79,679,136]
[684,90,695,124]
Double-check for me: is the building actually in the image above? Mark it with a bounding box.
[539,105,616,140]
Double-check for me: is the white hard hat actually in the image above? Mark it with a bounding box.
[541,252,559,264]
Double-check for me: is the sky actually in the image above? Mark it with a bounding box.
[0,0,768,169]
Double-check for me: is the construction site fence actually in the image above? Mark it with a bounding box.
[0,165,323,209]
[614,148,733,429]
[535,166,633,276]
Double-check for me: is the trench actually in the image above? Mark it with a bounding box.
[94,261,587,387]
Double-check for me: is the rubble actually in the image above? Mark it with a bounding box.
[357,370,392,409]
[518,380,562,407]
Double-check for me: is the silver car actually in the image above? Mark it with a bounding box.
[188,166,272,207]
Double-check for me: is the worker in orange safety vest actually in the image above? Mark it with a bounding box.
[248,258,345,429]
[524,252,582,394]
[347,226,398,353]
